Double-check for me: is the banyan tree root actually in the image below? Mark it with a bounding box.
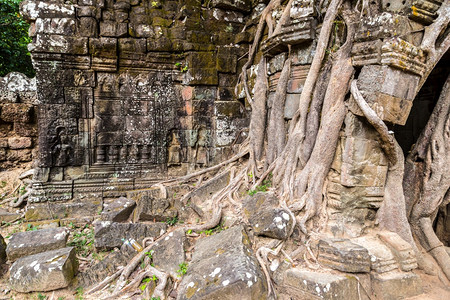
[406,74,450,281]
[350,79,417,247]
[256,242,283,298]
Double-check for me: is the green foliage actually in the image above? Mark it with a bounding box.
[36,293,47,300]
[75,287,84,300]
[67,224,94,257]
[177,262,188,276]
[165,216,178,226]
[0,0,34,77]
[26,223,38,231]
[248,174,272,196]
[151,297,161,300]
[199,221,228,236]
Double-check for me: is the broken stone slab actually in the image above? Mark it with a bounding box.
[283,268,360,300]
[377,231,418,271]
[0,208,21,223]
[94,221,167,250]
[77,248,134,288]
[6,227,69,262]
[0,234,6,264]
[9,247,78,293]
[131,191,177,223]
[152,228,186,278]
[177,225,267,300]
[243,192,279,220]
[249,208,293,240]
[318,238,371,273]
[243,192,293,240]
[352,236,398,273]
[371,271,423,300]
[101,196,136,222]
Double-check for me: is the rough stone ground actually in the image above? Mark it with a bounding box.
[0,167,449,299]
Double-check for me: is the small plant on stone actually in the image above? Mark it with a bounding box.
[166,216,178,226]
[26,224,38,231]
[36,293,47,300]
[177,262,188,277]
[75,287,84,300]
[68,224,94,257]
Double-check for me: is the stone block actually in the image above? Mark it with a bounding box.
[9,247,78,293]
[0,103,33,123]
[35,18,76,35]
[89,37,117,57]
[377,231,418,271]
[371,272,423,300]
[20,1,75,21]
[216,47,237,73]
[249,208,293,240]
[210,0,251,13]
[284,93,300,119]
[13,122,38,137]
[6,227,69,262]
[152,228,186,278]
[283,269,359,300]
[78,17,98,37]
[177,225,267,300]
[0,234,6,264]
[8,137,32,149]
[32,34,89,55]
[78,248,133,288]
[25,199,102,221]
[100,21,128,37]
[214,101,242,118]
[101,196,136,222]
[94,221,167,250]
[132,193,177,223]
[318,238,371,273]
[352,236,398,273]
[6,149,32,162]
[118,38,147,55]
[0,209,21,223]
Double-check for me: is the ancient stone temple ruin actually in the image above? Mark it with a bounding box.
[0,0,449,299]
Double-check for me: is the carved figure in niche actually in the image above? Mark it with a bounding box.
[194,127,208,166]
[128,144,139,163]
[50,127,73,167]
[167,131,181,165]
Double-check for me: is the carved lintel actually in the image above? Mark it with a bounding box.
[261,17,316,56]
[409,0,444,24]
[352,38,426,77]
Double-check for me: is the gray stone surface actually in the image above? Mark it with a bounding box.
[0,208,21,223]
[249,208,293,240]
[243,192,292,240]
[177,225,267,300]
[94,221,166,250]
[152,228,186,278]
[352,236,398,273]
[77,248,134,288]
[131,192,177,223]
[101,196,136,222]
[371,271,423,300]
[377,231,418,271]
[9,247,78,292]
[318,238,370,273]
[283,268,359,300]
[6,227,69,262]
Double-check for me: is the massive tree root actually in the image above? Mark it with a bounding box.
[404,74,450,281]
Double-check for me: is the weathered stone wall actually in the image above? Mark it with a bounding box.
[0,72,38,169]
[20,0,253,202]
